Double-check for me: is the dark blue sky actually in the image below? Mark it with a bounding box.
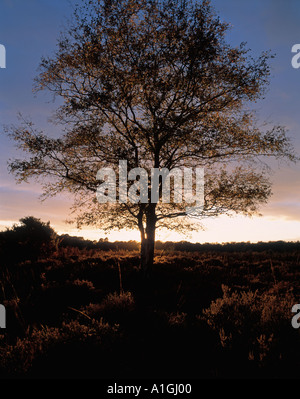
[0,0,299,242]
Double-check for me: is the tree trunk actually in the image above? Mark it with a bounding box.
[139,206,156,278]
[140,229,155,278]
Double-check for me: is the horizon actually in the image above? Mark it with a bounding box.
[2,216,300,246]
[1,214,300,246]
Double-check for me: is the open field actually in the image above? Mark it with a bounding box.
[1,234,300,379]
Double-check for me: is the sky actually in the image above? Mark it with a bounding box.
[0,0,300,243]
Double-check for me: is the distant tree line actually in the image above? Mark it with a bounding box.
[0,217,299,263]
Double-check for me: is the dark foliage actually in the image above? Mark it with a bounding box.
[0,217,57,264]
[0,219,300,379]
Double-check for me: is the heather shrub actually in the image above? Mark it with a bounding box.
[81,292,135,325]
[102,291,135,311]
[201,285,296,367]
[82,303,103,319]
[70,279,95,291]
[167,312,187,327]
[0,318,119,376]
[202,285,260,343]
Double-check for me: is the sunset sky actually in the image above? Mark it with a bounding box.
[0,0,300,243]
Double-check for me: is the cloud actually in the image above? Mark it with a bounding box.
[0,186,73,228]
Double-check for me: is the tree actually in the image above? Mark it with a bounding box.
[7,0,296,276]
[0,217,58,263]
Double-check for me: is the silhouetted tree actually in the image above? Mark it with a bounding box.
[7,0,296,276]
[0,216,57,263]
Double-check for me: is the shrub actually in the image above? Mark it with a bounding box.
[81,292,135,325]
[167,312,187,327]
[201,285,260,343]
[201,285,296,367]
[0,318,119,376]
[101,291,135,312]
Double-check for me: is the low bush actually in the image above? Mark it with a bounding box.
[201,284,297,373]
[0,318,120,377]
